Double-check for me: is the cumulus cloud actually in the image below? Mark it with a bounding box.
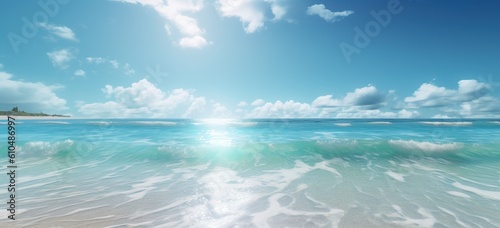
[116,0,208,48]
[179,35,208,48]
[251,99,265,106]
[38,23,78,41]
[404,80,490,107]
[0,71,67,112]
[269,1,286,20]
[217,0,287,33]
[238,101,248,107]
[47,49,75,69]
[458,96,500,118]
[306,4,353,22]
[247,100,318,118]
[184,97,206,118]
[312,85,385,109]
[334,109,418,119]
[212,103,232,117]
[78,79,206,118]
[74,69,86,77]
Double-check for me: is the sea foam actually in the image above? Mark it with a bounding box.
[389,140,463,152]
[419,121,472,126]
[18,139,75,155]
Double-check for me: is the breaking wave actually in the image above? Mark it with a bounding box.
[419,121,473,126]
[389,140,463,152]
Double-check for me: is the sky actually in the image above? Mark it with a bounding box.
[1,0,500,118]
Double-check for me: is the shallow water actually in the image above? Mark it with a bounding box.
[1,119,500,227]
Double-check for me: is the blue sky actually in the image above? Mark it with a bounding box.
[1,0,500,118]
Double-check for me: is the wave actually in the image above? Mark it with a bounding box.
[489,121,500,125]
[368,121,392,125]
[334,123,351,127]
[36,121,70,124]
[18,139,75,156]
[13,137,496,166]
[87,121,112,126]
[389,140,463,152]
[419,121,472,126]
[130,121,177,126]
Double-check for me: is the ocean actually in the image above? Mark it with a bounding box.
[1,118,500,227]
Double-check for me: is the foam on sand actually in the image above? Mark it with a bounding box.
[446,191,471,199]
[452,182,500,201]
[385,170,405,182]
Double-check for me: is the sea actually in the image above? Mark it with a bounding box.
[1,118,500,227]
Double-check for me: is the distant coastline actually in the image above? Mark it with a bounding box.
[0,111,71,118]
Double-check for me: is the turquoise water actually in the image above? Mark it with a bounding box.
[1,119,500,227]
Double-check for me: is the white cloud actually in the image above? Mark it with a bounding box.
[212,103,232,117]
[0,71,67,112]
[247,100,318,118]
[123,63,135,75]
[76,78,499,118]
[183,97,206,118]
[38,23,77,41]
[402,79,500,118]
[312,95,341,107]
[86,57,107,64]
[458,96,500,118]
[110,60,119,69]
[334,109,418,119]
[404,80,490,107]
[251,99,265,106]
[179,35,208,48]
[116,0,208,48]
[312,85,385,109]
[78,79,207,118]
[269,3,286,20]
[398,109,420,118]
[74,69,86,77]
[86,57,135,76]
[47,49,75,69]
[306,4,353,22]
[217,0,287,33]
[432,114,451,119]
[237,101,248,107]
